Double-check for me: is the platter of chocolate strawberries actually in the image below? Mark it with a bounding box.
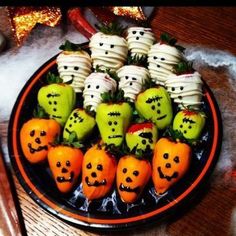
[8,23,222,229]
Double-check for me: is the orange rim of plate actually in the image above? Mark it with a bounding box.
[11,58,221,226]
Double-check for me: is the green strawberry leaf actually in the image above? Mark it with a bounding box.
[173,60,195,75]
[84,106,96,118]
[95,65,120,82]
[46,72,63,84]
[59,40,82,51]
[127,53,148,67]
[62,131,84,148]
[95,22,126,36]
[33,105,49,119]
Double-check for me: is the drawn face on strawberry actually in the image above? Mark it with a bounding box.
[82,145,117,200]
[48,146,83,193]
[63,109,96,141]
[173,110,206,140]
[96,103,132,146]
[126,122,158,152]
[37,83,76,126]
[116,155,151,203]
[152,138,191,195]
[20,118,61,164]
[135,87,173,130]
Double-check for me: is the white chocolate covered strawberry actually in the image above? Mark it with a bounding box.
[89,23,128,71]
[83,72,117,111]
[117,65,150,102]
[165,61,203,109]
[56,41,92,93]
[148,33,184,85]
[126,27,156,57]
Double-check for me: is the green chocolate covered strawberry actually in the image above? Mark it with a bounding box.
[135,86,173,130]
[37,73,76,126]
[96,91,133,147]
[126,122,158,152]
[63,108,96,141]
[173,109,206,141]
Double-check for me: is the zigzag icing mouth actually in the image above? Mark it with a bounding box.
[57,171,74,183]
[28,143,48,154]
[157,167,178,181]
[85,176,107,187]
[119,183,140,193]
[108,135,122,139]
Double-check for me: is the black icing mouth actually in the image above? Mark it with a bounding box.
[85,176,107,187]
[65,128,72,135]
[65,75,74,85]
[57,171,74,183]
[52,115,62,119]
[28,143,48,154]
[108,135,122,139]
[119,183,140,193]
[156,114,167,120]
[157,167,178,182]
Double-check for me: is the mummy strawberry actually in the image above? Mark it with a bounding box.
[82,72,117,111]
[56,40,92,93]
[165,61,203,109]
[37,73,76,126]
[117,59,150,102]
[148,33,184,85]
[126,27,156,57]
[173,109,206,141]
[126,122,158,152]
[135,86,173,130]
[89,22,128,71]
[96,91,133,147]
[63,108,96,141]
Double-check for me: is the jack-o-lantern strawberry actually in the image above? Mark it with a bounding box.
[152,137,191,195]
[116,155,151,203]
[48,144,83,193]
[82,144,117,200]
[20,118,61,164]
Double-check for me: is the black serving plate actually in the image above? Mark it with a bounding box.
[8,43,222,230]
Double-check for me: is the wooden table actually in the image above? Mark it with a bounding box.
[1,7,236,236]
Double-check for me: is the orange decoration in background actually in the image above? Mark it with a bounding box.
[6,7,61,46]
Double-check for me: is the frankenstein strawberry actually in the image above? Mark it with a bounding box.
[135,86,173,130]
[173,109,206,141]
[96,91,133,147]
[126,122,158,152]
[37,73,76,126]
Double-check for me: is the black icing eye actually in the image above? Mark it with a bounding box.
[180,124,183,128]
[30,130,35,137]
[110,44,114,48]
[180,86,184,90]
[163,153,169,159]
[154,56,157,60]
[174,156,179,163]
[157,102,160,107]
[123,168,127,173]
[114,121,118,125]
[132,77,137,80]
[56,162,61,167]
[40,131,46,136]
[171,87,175,91]
[87,85,91,89]
[70,117,73,120]
[133,170,139,176]
[140,31,144,36]
[178,96,182,100]
[151,105,155,110]
[188,126,192,129]
[108,121,112,126]
[74,66,79,71]
[49,101,52,105]
[66,161,70,167]
[54,101,57,105]
[161,58,165,61]
[64,66,68,70]
[86,163,92,169]
[97,164,103,171]
[99,43,103,46]
[142,139,146,144]
[96,85,100,89]
[132,31,136,34]
[125,76,129,80]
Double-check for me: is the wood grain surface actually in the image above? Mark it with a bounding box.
[0,6,236,236]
